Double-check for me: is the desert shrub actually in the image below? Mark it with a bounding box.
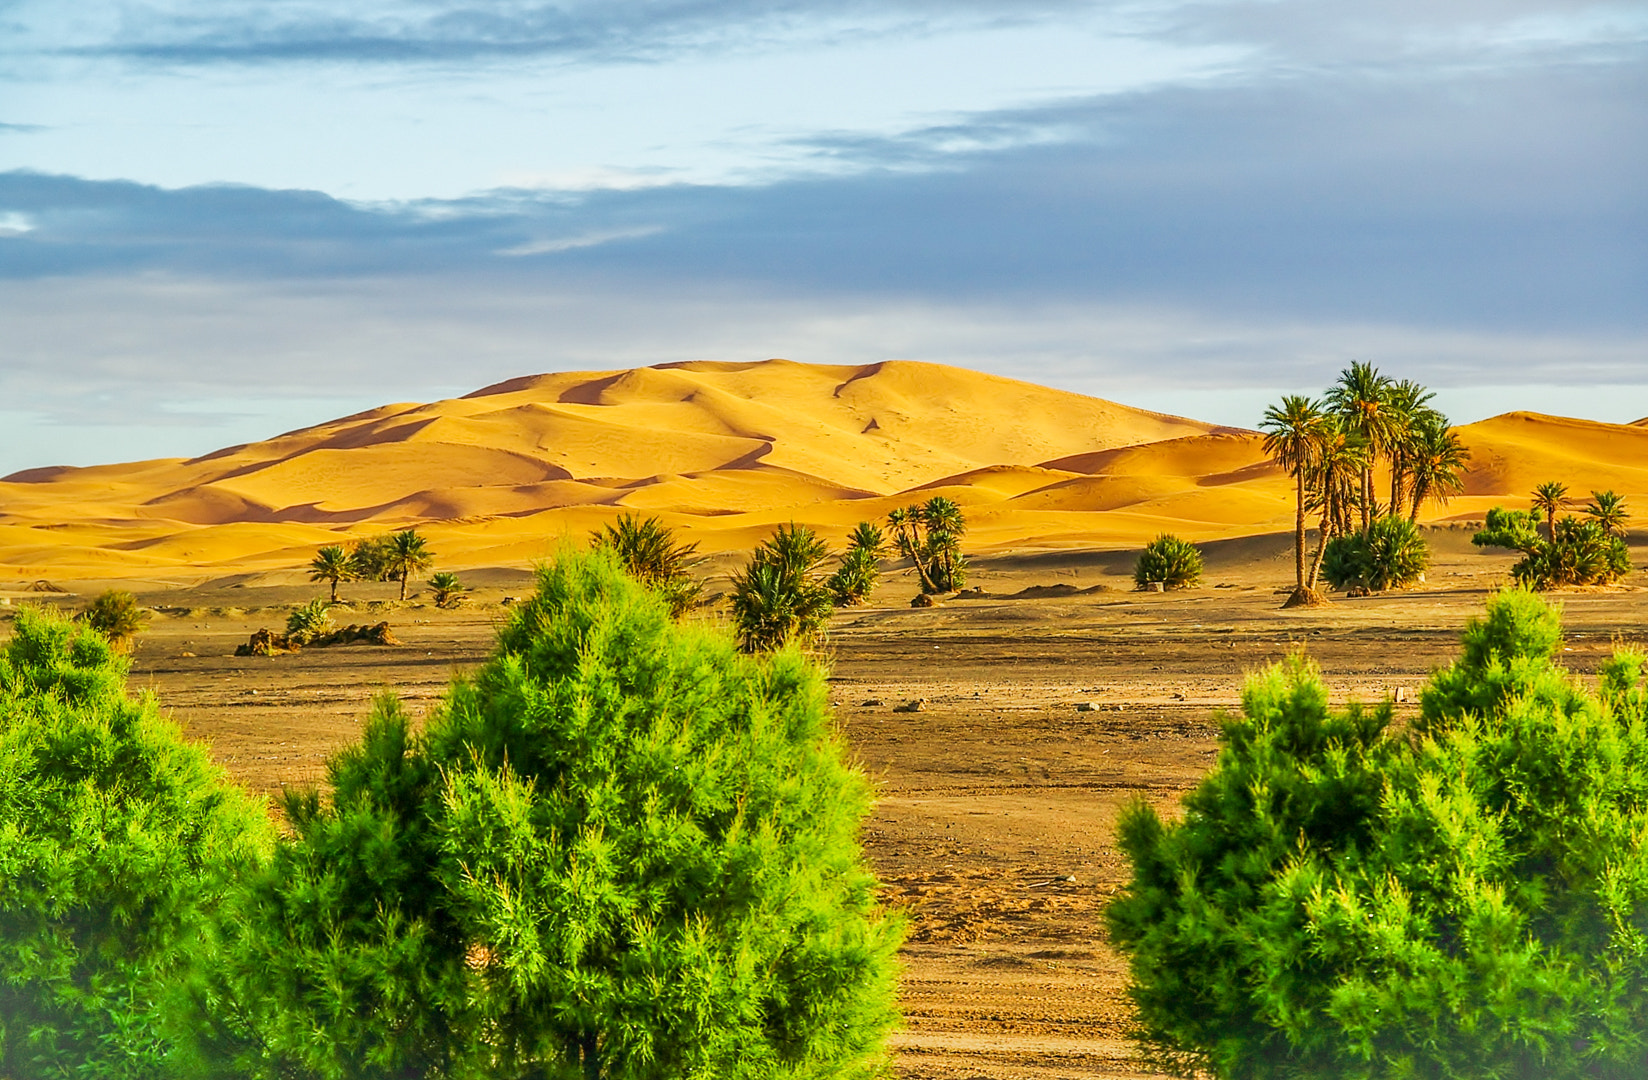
[0,606,271,1078]
[1475,506,1632,588]
[1132,533,1203,590]
[888,498,967,594]
[731,523,834,653]
[80,588,149,653]
[284,598,333,644]
[1108,589,1648,1079]
[590,513,703,617]
[1320,515,1428,591]
[210,548,901,1079]
[827,521,887,606]
[428,571,468,609]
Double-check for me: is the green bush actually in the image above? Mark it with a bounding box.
[284,598,333,643]
[428,571,468,609]
[1108,590,1648,1079]
[1321,515,1429,591]
[1133,533,1203,590]
[210,548,901,1079]
[80,588,149,653]
[1475,506,1633,588]
[1472,505,1541,552]
[730,523,835,653]
[0,607,272,1078]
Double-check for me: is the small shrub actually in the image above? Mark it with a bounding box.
[428,571,467,608]
[283,598,332,644]
[731,523,834,653]
[1321,515,1428,591]
[1133,534,1203,590]
[827,521,887,606]
[1472,505,1541,552]
[210,548,902,1078]
[80,589,149,653]
[1108,590,1648,1078]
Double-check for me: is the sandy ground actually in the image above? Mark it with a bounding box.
[7,528,1648,1077]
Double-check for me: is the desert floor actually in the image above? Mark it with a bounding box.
[12,526,1648,1078]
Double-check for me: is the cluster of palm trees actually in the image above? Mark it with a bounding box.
[308,528,442,603]
[1261,362,1470,604]
[1476,482,1632,588]
[887,496,968,594]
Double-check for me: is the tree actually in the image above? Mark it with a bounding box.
[80,588,149,654]
[0,606,271,1079]
[1380,378,1437,514]
[428,571,468,609]
[590,514,703,618]
[1403,411,1469,521]
[887,497,968,595]
[730,523,834,653]
[1108,590,1648,1079]
[1531,480,1569,542]
[210,548,902,1079]
[1323,362,1395,530]
[1302,426,1368,593]
[1133,534,1203,590]
[309,544,356,603]
[1475,503,1632,589]
[1260,395,1330,604]
[1320,515,1429,592]
[1585,489,1629,537]
[383,529,434,601]
[827,521,887,607]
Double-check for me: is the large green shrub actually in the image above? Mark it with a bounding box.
[211,548,901,1079]
[1133,533,1203,590]
[1108,590,1648,1079]
[1320,514,1429,591]
[730,523,835,653]
[0,607,271,1078]
[1474,507,1632,588]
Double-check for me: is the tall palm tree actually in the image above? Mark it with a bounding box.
[308,544,355,603]
[1305,427,1369,591]
[887,506,938,594]
[384,529,434,600]
[1585,490,1629,537]
[919,496,968,592]
[1405,415,1470,521]
[1530,481,1569,542]
[1382,379,1437,514]
[1260,395,1330,599]
[1323,361,1395,530]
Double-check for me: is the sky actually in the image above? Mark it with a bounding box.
[1,0,1644,474]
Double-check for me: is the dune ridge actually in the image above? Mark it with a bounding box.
[2,361,1643,582]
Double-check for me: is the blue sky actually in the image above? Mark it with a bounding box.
[1,0,1644,474]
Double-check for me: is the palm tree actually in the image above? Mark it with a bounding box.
[919,496,968,592]
[1260,395,1330,601]
[1585,490,1629,537]
[1305,427,1369,591]
[1405,415,1470,521]
[308,544,355,603]
[591,513,703,616]
[429,571,467,609]
[1323,362,1395,530]
[383,529,434,600]
[887,506,938,594]
[1382,379,1437,514]
[730,523,834,652]
[1530,481,1569,542]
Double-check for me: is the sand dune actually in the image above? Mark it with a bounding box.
[2,361,1644,582]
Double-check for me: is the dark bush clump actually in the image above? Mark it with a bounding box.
[1320,514,1428,591]
[1133,534,1203,590]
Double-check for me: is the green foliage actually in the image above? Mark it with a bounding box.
[1477,506,1632,588]
[384,529,436,601]
[348,535,395,581]
[1132,533,1203,590]
[80,588,149,653]
[1473,505,1541,552]
[0,606,272,1079]
[1108,590,1648,1079]
[284,598,334,644]
[1321,515,1429,591]
[730,524,834,653]
[590,513,703,618]
[1585,489,1630,537]
[826,522,887,607]
[212,548,902,1079]
[308,544,356,603]
[887,497,967,594]
[428,571,468,609]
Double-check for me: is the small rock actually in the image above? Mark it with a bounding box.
[892,699,928,713]
[1147,581,1165,593]
[1393,686,1408,703]
[179,651,196,658]
[859,699,884,707]
[1074,702,1098,712]
[910,593,938,608]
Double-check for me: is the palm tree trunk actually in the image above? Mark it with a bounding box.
[1307,511,1330,590]
[330,578,339,603]
[1293,471,1306,590]
[1360,469,1373,532]
[399,570,409,601]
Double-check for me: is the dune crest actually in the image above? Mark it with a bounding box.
[2,363,1643,580]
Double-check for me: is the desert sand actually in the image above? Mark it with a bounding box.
[8,359,1644,585]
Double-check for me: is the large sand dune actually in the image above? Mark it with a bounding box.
[2,360,1643,582]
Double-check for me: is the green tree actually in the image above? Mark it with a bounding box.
[211,549,901,1079]
[1379,377,1436,514]
[428,571,468,609]
[590,513,703,617]
[0,606,272,1079]
[1403,411,1469,521]
[1585,489,1629,537]
[383,529,435,601]
[1108,590,1648,1079]
[1133,534,1203,590]
[826,521,887,607]
[80,588,150,654]
[309,544,357,603]
[1531,480,1569,542]
[1260,395,1330,604]
[348,535,394,582]
[887,497,968,594]
[1320,514,1429,592]
[1475,504,1632,588]
[1323,362,1396,530]
[730,523,834,653]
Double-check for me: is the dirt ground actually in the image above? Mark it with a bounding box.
[7,526,1648,1077]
